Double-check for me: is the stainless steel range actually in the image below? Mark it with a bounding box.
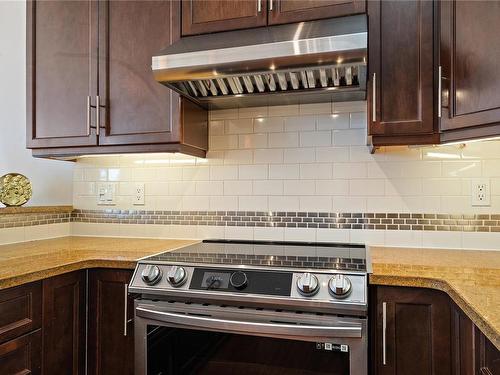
[129,240,371,375]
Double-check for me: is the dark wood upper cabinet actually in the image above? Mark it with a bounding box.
[368,0,438,147]
[181,0,365,35]
[371,286,452,375]
[27,0,208,158]
[268,0,365,25]
[27,0,98,149]
[88,269,134,375]
[98,0,184,146]
[181,0,268,36]
[42,271,86,375]
[439,1,500,142]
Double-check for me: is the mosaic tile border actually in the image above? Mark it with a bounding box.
[70,209,500,232]
[0,213,71,229]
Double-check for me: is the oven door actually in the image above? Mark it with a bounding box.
[135,300,367,375]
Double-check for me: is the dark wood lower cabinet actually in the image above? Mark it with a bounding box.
[88,269,134,375]
[0,281,41,345]
[42,270,86,375]
[451,303,477,375]
[371,286,452,375]
[0,329,41,375]
[2,275,497,374]
[451,302,500,375]
[372,286,500,375]
[477,330,500,375]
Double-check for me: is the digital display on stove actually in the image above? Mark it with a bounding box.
[190,268,292,296]
[201,272,230,289]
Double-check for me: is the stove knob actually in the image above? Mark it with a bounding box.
[296,273,319,296]
[230,271,248,290]
[141,265,162,286]
[328,274,352,298]
[167,266,187,287]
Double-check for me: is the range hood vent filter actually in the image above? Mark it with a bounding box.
[179,65,363,98]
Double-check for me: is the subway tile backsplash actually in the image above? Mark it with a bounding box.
[71,101,500,250]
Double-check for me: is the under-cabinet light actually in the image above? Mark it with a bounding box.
[442,136,500,146]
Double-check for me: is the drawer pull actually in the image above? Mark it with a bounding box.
[382,301,387,365]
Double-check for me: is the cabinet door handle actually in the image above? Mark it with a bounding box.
[95,95,101,136]
[372,73,376,122]
[257,0,262,12]
[124,283,128,336]
[86,96,91,136]
[382,301,387,365]
[438,66,442,118]
[269,0,273,11]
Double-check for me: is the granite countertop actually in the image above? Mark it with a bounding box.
[0,236,198,290]
[369,246,500,350]
[0,237,498,349]
[0,205,73,214]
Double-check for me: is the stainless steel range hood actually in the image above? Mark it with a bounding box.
[153,15,367,109]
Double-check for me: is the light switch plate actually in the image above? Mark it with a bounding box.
[471,179,490,206]
[97,183,116,206]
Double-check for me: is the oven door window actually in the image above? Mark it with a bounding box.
[147,325,349,375]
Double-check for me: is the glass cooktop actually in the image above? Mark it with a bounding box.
[141,240,368,272]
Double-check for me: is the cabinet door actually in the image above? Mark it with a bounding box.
[373,286,451,375]
[440,1,500,133]
[451,303,477,375]
[42,271,86,375]
[88,269,134,375]
[98,0,183,146]
[368,0,436,138]
[181,0,268,36]
[476,330,500,375]
[27,0,98,148]
[0,330,41,375]
[268,0,365,25]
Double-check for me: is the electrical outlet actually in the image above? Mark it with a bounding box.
[133,183,145,205]
[97,183,116,205]
[471,179,490,206]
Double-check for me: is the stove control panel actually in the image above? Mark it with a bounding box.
[131,263,367,305]
[133,264,194,292]
[291,272,365,304]
[189,268,292,296]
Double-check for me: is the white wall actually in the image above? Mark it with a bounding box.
[74,102,500,215]
[0,1,73,206]
[72,102,500,250]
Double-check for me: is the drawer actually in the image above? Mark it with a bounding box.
[0,282,42,344]
[0,329,41,375]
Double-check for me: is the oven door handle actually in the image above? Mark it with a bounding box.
[136,307,362,339]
